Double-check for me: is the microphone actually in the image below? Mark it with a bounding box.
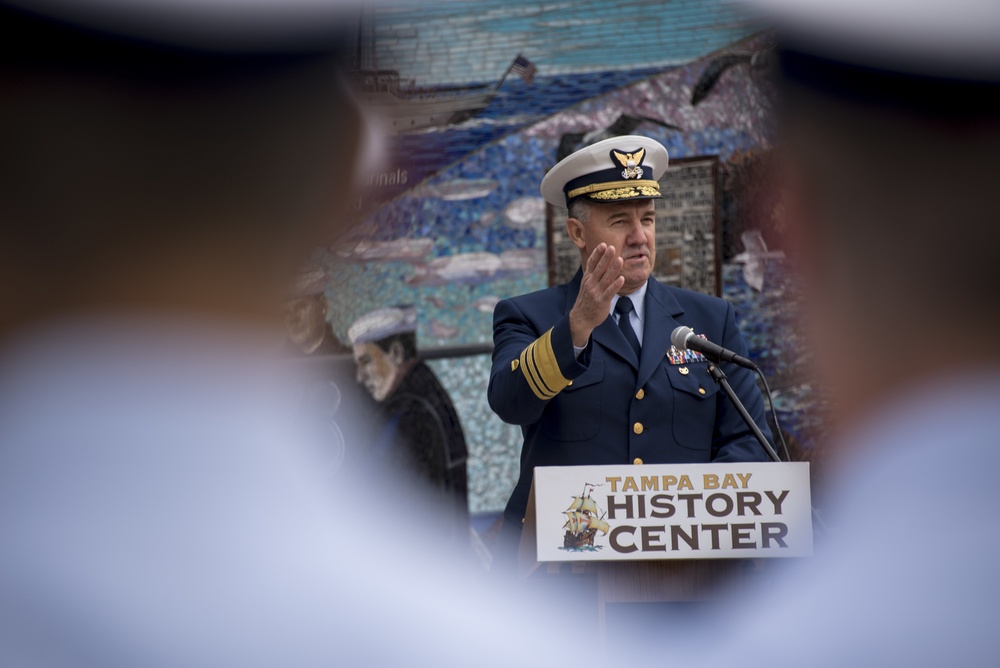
[670,326,758,370]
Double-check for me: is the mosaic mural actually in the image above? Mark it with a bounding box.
[320,3,813,514]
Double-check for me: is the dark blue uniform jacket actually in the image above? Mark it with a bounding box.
[489,270,772,524]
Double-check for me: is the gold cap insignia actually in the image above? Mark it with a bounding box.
[611,147,646,180]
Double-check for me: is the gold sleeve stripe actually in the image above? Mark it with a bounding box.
[524,343,554,400]
[534,327,572,393]
[519,345,550,400]
[522,345,553,400]
[529,344,556,396]
[517,328,571,401]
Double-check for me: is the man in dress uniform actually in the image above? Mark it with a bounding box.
[488,135,773,563]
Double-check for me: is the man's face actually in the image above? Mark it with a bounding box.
[353,341,401,403]
[568,199,656,294]
[283,294,327,351]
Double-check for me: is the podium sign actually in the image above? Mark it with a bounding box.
[530,463,812,562]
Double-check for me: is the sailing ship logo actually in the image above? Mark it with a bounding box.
[561,483,610,551]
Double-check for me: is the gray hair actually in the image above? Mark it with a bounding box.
[567,198,592,223]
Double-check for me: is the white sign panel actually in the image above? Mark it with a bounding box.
[532,463,813,562]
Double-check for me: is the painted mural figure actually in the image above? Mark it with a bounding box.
[283,269,352,356]
[349,306,469,529]
[488,135,773,570]
[282,268,383,476]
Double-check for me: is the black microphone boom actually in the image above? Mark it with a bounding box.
[670,326,758,370]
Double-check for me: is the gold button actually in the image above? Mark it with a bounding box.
[678,366,689,375]
[633,422,644,435]
[567,380,573,386]
[511,359,519,372]
[635,388,645,400]
[698,388,706,395]
[633,457,643,465]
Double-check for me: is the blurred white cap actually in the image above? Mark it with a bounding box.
[740,0,1000,80]
[0,0,371,53]
[348,306,417,345]
[287,269,329,299]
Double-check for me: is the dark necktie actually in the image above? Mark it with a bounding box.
[614,296,641,359]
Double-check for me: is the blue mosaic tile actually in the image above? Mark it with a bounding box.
[723,261,825,451]
[425,356,521,514]
[369,0,755,86]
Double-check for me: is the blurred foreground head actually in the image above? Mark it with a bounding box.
[0,4,580,667]
[755,0,1000,427]
[0,0,364,338]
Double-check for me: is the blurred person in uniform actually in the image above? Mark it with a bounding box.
[283,267,351,356]
[488,135,773,570]
[349,306,469,535]
[0,2,571,666]
[647,0,1000,665]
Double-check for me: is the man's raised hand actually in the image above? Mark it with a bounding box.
[568,243,624,347]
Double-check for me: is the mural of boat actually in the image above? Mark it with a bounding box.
[563,484,609,550]
[409,178,499,201]
[351,69,497,134]
[350,12,532,135]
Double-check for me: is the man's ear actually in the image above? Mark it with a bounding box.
[388,341,406,366]
[566,217,587,251]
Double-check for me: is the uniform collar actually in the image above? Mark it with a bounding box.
[610,281,648,321]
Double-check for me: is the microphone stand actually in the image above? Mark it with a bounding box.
[706,363,781,463]
[706,362,830,535]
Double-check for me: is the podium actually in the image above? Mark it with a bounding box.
[517,462,812,640]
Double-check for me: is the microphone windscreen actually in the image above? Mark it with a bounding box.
[670,326,694,350]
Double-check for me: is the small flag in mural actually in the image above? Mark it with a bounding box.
[511,54,538,84]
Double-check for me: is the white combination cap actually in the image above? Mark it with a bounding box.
[540,135,669,209]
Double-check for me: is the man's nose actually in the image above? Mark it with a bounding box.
[625,219,646,245]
